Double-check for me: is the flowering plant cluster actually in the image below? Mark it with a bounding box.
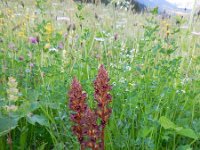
[68,65,112,150]
[5,77,19,112]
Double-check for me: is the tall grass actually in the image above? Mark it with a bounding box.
[0,0,200,149]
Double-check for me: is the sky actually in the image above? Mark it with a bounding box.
[166,0,196,9]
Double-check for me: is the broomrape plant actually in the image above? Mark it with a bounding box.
[69,65,112,150]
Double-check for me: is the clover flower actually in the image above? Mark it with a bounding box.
[58,42,64,49]
[29,36,39,44]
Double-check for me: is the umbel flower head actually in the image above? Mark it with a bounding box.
[7,77,19,102]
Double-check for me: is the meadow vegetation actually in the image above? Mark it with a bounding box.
[0,0,200,149]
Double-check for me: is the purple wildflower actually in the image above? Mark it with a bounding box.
[30,63,34,68]
[58,42,64,49]
[29,37,39,44]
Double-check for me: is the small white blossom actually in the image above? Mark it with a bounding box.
[49,48,58,52]
[94,37,105,42]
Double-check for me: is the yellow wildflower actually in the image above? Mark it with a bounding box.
[18,31,26,37]
[166,23,170,28]
[166,30,170,35]
[44,23,53,35]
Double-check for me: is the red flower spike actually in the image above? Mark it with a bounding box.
[94,65,112,150]
[69,78,87,149]
[68,65,112,150]
[81,108,101,150]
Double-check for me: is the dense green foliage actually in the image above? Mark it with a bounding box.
[0,1,200,150]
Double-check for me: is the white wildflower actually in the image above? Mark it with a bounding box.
[49,48,58,52]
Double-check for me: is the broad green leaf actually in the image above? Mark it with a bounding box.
[159,116,176,129]
[27,114,49,127]
[0,117,19,136]
[138,127,154,138]
[176,128,198,140]
[17,102,39,117]
[159,116,198,139]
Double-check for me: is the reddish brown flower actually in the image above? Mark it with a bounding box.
[94,65,112,149]
[69,78,87,149]
[68,65,112,150]
[81,108,101,150]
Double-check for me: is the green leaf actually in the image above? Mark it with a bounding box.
[159,116,176,129]
[39,102,60,110]
[138,127,154,138]
[53,143,65,150]
[0,117,19,136]
[176,128,198,140]
[176,145,192,150]
[150,7,158,15]
[37,142,48,150]
[27,114,49,127]
[159,116,198,140]
[77,4,84,11]
[17,102,39,118]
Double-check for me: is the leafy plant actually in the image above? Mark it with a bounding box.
[159,116,198,140]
